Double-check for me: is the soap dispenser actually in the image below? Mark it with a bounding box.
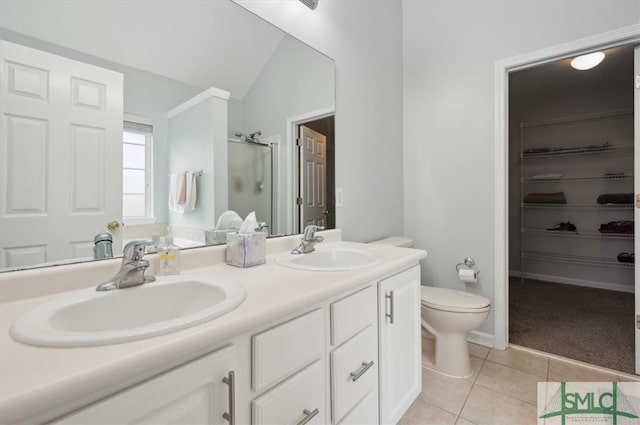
[157,235,180,275]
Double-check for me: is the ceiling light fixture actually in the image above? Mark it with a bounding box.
[570,51,605,70]
[299,0,319,10]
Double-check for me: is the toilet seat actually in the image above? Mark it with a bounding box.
[421,286,491,313]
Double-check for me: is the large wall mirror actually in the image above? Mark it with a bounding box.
[0,0,335,272]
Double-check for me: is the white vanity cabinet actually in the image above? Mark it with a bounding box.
[329,285,378,425]
[378,266,422,425]
[251,309,326,424]
[53,344,238,425]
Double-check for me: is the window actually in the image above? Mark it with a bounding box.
[123,120,153,219]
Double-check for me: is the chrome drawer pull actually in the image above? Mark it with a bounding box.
[385,291,395,324]
[350,360,375,382]
[222,371,235,425]
[296,408,320,425]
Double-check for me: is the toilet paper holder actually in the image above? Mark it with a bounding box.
[456,257,479,275]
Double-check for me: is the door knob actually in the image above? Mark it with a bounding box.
[107,220,120,231]
[323,209,329,215]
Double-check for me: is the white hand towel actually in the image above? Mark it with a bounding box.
[181,171,197,213]
[168,172,180,212]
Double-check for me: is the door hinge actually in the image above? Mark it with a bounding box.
[296,138,301,147]
[637,314,640,329]
[636,74,640,89]
[296,197,303,206]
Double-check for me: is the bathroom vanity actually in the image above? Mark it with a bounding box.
[0,230,426,424]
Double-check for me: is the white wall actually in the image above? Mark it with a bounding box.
[233,0,405,243]
[402,1,639,336]
[167,92,229,230]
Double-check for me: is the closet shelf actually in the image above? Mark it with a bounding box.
[521,203,633,210]
[522,251,634,269]
[522,144,632,159]
[521,228,634,240]
[522,175,633,183]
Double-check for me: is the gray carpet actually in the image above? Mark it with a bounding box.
[509,277,635,375]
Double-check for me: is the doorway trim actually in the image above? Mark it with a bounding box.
[494,24,640,350]
[285,106,335,234]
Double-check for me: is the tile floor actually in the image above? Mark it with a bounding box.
[399,335,639,425]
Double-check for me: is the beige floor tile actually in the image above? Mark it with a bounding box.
[460,385,537,425]
[455,418,477,425]
[548,358,620,382]
[475,361,542,405]
[399,397,458,425]
[469,343,490,359]
[618,372,640,382]
[486,347,548,378]
[465,355,485,383]
[420,366,474,415]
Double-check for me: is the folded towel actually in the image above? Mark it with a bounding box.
[523,192,567,204]
[596,193,633,205]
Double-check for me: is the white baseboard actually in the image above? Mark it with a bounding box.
[468,330,494,348]
[509,270,633,293]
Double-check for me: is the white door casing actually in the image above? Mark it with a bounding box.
[299,125,327,231]
[634,44,640,374]
[0,40,123,269]
[494,25,640,352]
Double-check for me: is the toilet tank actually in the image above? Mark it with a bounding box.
[368,236,413,248]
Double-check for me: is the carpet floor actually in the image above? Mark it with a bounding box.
[509,277,635,375]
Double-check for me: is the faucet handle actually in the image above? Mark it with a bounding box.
[122,240,153,262]
[303,225,325,239]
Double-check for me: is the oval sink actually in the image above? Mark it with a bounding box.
[275,245,384,271]
[10,275,246,347]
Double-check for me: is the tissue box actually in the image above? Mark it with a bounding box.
[226,232,267,268]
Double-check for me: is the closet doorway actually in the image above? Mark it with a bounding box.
[494,28,640,375]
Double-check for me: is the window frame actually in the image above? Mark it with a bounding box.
[122,114,155,224]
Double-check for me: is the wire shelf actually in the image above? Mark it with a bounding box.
[521,228,634,240]
[522,144,633,159]
[523,251,634,269]
[521,203,633,210]
[522,175,633,183]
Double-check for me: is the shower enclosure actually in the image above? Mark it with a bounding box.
[228,139,273,231]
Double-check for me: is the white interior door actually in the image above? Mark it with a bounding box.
[0,41,123,269]
[299,125,327,231]
[634,44,640,374]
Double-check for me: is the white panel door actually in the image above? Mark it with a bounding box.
[634,44,640,375]
[0,40,123,269]
[299,125,326,231]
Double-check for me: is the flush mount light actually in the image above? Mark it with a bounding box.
[570,52,605,70]
[299,0,319,10]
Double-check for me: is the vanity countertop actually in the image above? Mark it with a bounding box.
[0,231,426,424]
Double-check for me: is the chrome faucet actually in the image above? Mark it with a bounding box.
[96,240,156,291]
[291,225,325,254]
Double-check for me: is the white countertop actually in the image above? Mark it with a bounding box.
[0,232,426,423]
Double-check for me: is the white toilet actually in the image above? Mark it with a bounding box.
[370,237,491,378]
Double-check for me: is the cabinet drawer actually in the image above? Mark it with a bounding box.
[330,285,376,347]
[338,388,378,425]
[252,360,325,425]
[252,309,324,392]
[331,326,377,424]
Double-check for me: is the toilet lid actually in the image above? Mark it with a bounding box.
[421,286,491,312]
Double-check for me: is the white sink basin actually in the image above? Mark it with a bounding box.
[10,275,246,347]
[275,245,384,271]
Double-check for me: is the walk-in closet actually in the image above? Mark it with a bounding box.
[508,45,635,374]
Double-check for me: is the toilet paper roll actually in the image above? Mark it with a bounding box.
[458,267,478,284]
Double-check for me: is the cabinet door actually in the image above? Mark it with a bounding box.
[54,345,237,425]
[378,266,421,425]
